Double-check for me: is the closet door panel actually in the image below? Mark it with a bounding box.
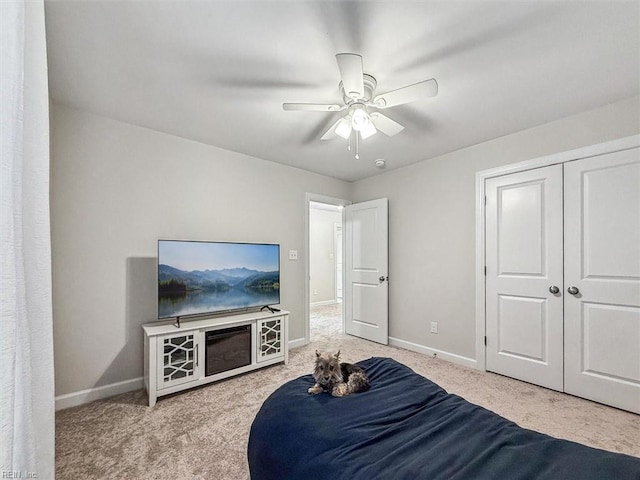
[564,148,640,414]
[485,165,564,391]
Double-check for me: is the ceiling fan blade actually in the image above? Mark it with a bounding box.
[373,78,438,109]
[283,103,344,112]
[321,119,341,140]
[370,112,405,136]
[336,53,364,99]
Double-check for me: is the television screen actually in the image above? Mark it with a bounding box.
[158,240,280,319]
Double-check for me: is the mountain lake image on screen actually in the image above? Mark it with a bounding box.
[157,240,280,319]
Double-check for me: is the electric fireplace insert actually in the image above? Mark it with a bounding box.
[205,325,252,376]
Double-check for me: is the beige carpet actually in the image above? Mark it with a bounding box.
[56,303,639,479]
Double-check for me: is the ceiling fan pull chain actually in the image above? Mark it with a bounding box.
[347,134,351,152]
[355,131,360,159]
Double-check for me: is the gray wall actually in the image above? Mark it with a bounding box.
[352,96,640,361]
[51,96,639,398]
[50,104,350,396]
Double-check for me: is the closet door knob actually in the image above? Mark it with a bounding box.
[548,286,560,294]
[567,286,579,295]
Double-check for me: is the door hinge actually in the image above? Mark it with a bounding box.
[484,336,487,346]
[484,195,487,205]
[484,266,487,276]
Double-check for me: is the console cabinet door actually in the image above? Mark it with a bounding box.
[257,317,283,362]
[157,330,203,389]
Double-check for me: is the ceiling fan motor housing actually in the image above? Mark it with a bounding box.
[340,74,377,104]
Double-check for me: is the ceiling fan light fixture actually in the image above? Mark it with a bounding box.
[351,105,370,132]
[359,120,377,139]
[335,116,353,139]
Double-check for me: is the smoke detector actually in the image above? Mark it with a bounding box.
[374,159,386,168]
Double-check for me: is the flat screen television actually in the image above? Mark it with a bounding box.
[158,240,280,319]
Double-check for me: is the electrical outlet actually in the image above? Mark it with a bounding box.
[430,322,438,334]
[289,250,298,260]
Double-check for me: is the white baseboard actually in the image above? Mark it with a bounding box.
[288,337,307,349]
[389,337,478,369]
[57,338,308,410]
[55,377,144,411]
[54,338,471,410]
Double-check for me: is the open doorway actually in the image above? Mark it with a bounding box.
[307,198,346,342]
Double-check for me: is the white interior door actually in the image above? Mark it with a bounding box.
[485,165,564,391]
[564,149,640,413]
[345,198,388,345]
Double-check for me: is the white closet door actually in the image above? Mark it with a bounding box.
[485,165,564,391]
[564,148,640,414]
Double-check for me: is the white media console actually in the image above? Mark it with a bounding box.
[142,309,289,406]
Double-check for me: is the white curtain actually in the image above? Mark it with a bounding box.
[1,1,55,478]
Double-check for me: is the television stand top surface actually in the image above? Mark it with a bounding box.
[142,309,289,336]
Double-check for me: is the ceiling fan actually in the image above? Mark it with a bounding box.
[283,53,438,158]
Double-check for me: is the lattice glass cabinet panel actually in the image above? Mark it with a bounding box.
[160,332,198,388]
[258,318,282,361]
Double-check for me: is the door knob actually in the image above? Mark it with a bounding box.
[549,285,560,294]
[567,286,579,295]
[379,276,387,282]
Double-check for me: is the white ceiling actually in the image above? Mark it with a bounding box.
[44,1,640,182]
